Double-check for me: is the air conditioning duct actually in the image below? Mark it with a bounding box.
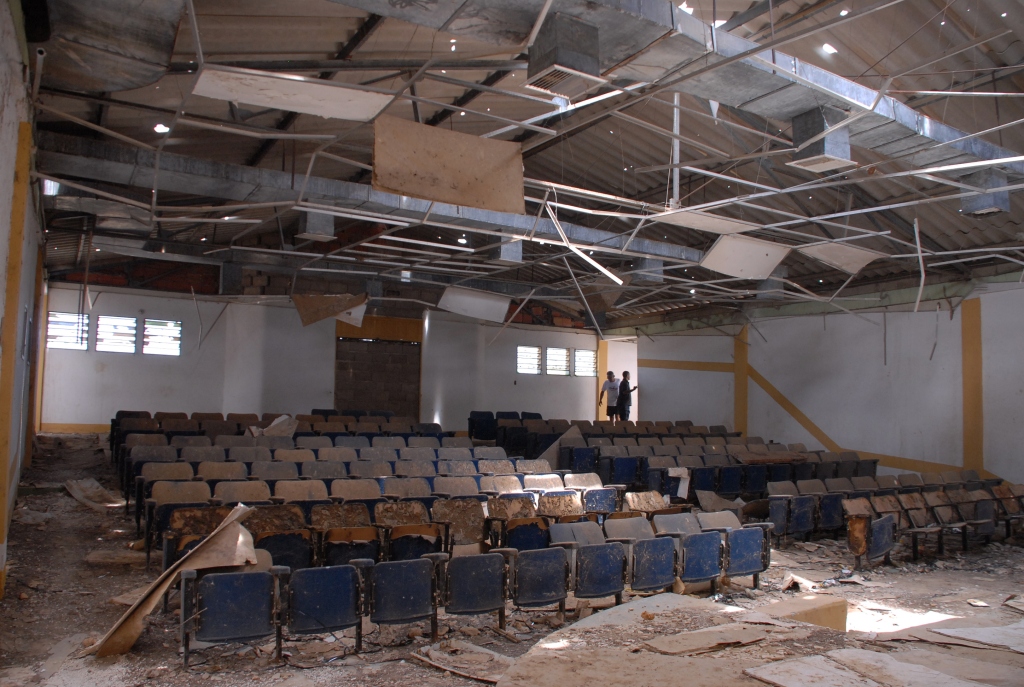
[525,13,607,100]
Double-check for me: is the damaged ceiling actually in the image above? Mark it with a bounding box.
[30,0,1024,332]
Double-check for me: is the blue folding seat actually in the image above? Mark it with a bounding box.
[245,504,314,570]
[310,503,380,566]
[487,494,549,550]
[285,564,367,650]
[651,512,723,587]
[767,463,793,483]
[695,511,770,588]
[181,567,285,667]
[374,501,445,561]
[792,458,817,482]
[370,557,442,640]
[564,473,617,516]
[742,463,768,496]
[767,481,815,541]
[495,411,520,420]
[797,479,845,532]
[442,553,508,629]
[507,547,568,613]
[162,505,232,571]
[548,521,626,604]
[520,412,542,420]
[601,516,676,593]
[468,411,496,441]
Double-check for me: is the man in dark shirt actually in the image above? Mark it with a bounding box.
[616,370,638,421]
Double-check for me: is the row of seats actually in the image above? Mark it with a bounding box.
[179,506,773,667]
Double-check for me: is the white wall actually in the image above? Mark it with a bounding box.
[41,285,335,425]
[420,310,599,430]
[636,287,1024,483]
[637,333,733,426]
[979,288,1024,481]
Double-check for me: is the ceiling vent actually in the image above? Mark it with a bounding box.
[788,106,857,173]
[961,168,1010,216]
[295,211,336,242]
[525,13,607,100]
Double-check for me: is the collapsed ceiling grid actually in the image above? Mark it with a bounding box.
[29,0,1024,332]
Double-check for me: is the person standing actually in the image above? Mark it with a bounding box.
[616,370,638,421]
[598,371,619,421]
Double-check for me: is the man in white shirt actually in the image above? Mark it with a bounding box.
[598,371,619,420]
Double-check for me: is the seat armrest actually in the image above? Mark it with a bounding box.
[431,491,453,499]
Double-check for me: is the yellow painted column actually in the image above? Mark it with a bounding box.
[961,298,984,473]
[733,325,749,436]
[0,122,34,598]
[596,339,608,420]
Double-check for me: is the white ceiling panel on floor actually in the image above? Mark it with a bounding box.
[797,242,887,275]
[193,66,394,122]
[654,210,762,235]
[700,234,790,280]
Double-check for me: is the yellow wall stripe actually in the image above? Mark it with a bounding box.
[734,326,749,436]
[0,122,33,598]
[638,359,735,373]
[961,298,984,473]
[40,423,110,434]
[597,339,609,419]
[748,365,842,452]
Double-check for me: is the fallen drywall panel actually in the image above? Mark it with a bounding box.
[745,655,880,687]
[373,114,526,214]
[644,623,771,655]
[292,293,367,326]
[933,620,1024,654]
[87,505,256,657]
[827,648,984,687]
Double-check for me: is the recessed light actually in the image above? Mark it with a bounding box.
[940,21,945,25]
[689,289,696,294]
[1002,12,1007,17]
[451,45,456,51]
[839,9,849,16]
[457,238,467,244]
[819,279,823,283]
[200,237,207,241]
[822,43,838,54]
[450,38,457,43]
[95,248,101,252]
[459,111,465,116]
[154,123,170,133]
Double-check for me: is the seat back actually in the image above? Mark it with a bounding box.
[228,447,272,463]
[182,446,226,463]
[623,491,666,513]
[473,446,507,461]
[374,499,430,527]
[215,435,258,448]
[513,547,567,607]
[537,490,584,518]
[370,559,434,625]
[437,447,473,462]
[524,474,563,491]
[441,436,474,449]
[171,435,212,449]
[479,475,523,495]
[250,462,299,481]
[187,570,276,644]
[296,436,332,450]
[564,473,603,490]
[444,553,506,615]
[432,498,486,546]
[373,436,406,449]
[395,460,436,478]
[380,477,432,499]
[359,447,398,463]
[151,480,211,505]
[400,447,437,462]
[197,462,247,481]
[335,436,371,449]
[331,479,381,501]
[301,461,348,480]
[603,515,655,541]
[433,476,481,497]
[215,480,271,503]
[516,459,552,474]
[286,565,361,635]
[408,436,441,449]
[141,462,194,481]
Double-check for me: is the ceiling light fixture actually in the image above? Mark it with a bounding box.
[154,123,170,133]
[689,289,696,294]
[457,238,467,244]
[839,9,849,16]
[822,43,838,54]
